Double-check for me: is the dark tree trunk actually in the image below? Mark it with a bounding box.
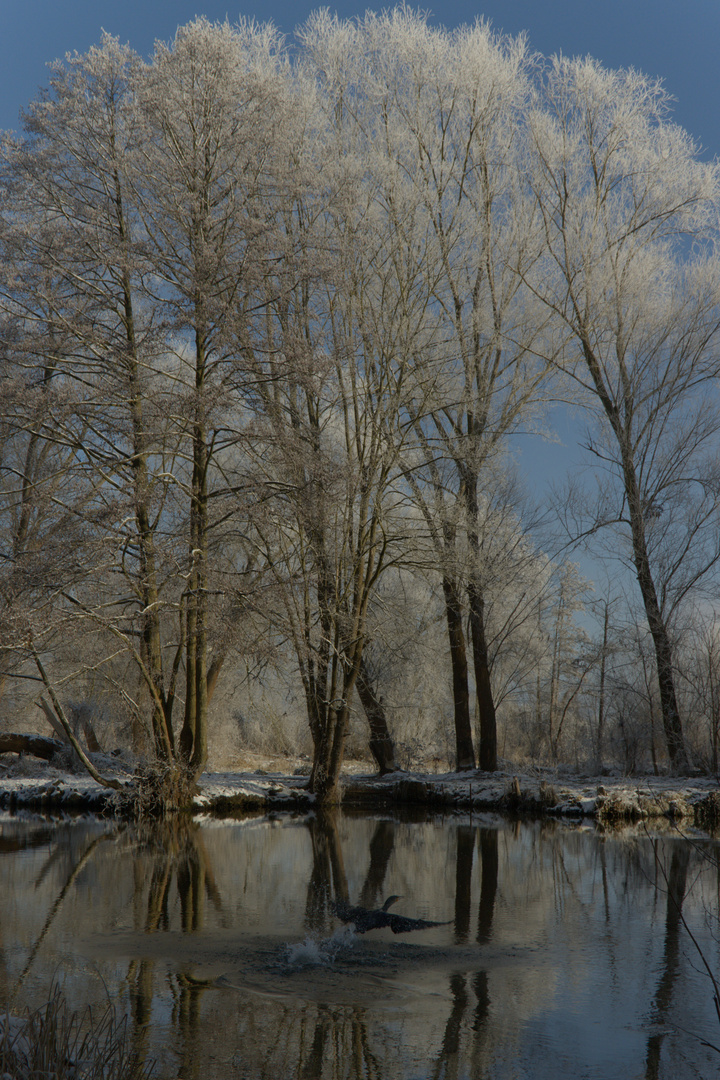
[442,576,476,771]
[467,581,498,771]
[581,336,688,773]
[462,459,498,773]
[180,329,210,778]
[356,657,397,774]
[623,461,688,772]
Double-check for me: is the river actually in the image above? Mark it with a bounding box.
[1,810,719,1078]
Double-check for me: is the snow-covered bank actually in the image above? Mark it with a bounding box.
[341,769,720,828]
[0,753,719,827]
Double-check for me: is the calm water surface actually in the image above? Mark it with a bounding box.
[1,810,719,1079]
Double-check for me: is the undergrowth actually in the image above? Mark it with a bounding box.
[118,762,198,819]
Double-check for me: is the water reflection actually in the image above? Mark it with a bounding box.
[126,820,222,1079]
[1,811,719,1079]
[11,824,117,994]
[305,810,347,931]
[644,843,690,1079]
[453,825,498,947]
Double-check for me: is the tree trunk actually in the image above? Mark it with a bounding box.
[442,576,476,771]
[309,705,344,804]
[467,581,498,771]
[32,651,123,789]
[117,154,174,765]
[37,696,71,744]
[180,328,210,778]
[581,335,689,773]
[597,602,609,769]
[356,658,397,774]
[310,649,365,804]
[206,652,225,706]
[622,458,688,772]
[463,463,498,772]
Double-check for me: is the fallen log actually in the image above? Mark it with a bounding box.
[0,733,65,760]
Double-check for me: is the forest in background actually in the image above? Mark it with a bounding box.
[2,10,720,802]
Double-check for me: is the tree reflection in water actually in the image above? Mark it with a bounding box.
[10,824,117,998]
[1,813,719,1078]
[305,810,348,931]
[433,825,496,1079]
[126,820,221,1078]
[644,842,691,1080]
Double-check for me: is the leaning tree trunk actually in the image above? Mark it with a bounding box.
[623,456,688,772]
[356,657,397,774]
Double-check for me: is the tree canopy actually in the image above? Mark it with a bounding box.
[2,11,720,798]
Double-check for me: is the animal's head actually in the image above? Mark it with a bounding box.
[382,894,402,911]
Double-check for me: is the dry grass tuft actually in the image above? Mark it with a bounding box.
[0,984,153,1079]
[118,761,198,819]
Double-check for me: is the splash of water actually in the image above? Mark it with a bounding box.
[283,926,356,969]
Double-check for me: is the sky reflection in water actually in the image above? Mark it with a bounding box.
[1,811,719,1079]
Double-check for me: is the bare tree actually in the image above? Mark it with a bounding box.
[526,56,720,771]
[0,22,297,783]
[130,18,296,775]
[305,10,553,771]
[234,50,431,800]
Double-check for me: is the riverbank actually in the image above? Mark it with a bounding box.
[196,766,720,829]
[0,752,719,827]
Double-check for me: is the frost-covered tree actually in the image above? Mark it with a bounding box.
[526,57,720,770]
[4,11,720,794]
[0,34,166,752]
[0,21,298,781]
[131,17,296,774]
[234,31,437,799]
[302,10,553,772]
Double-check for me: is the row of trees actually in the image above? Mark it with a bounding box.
[2,11,720,800]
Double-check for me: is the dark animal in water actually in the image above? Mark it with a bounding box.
[333,894,450,934]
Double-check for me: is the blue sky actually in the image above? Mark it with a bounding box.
[2,0,719,157]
